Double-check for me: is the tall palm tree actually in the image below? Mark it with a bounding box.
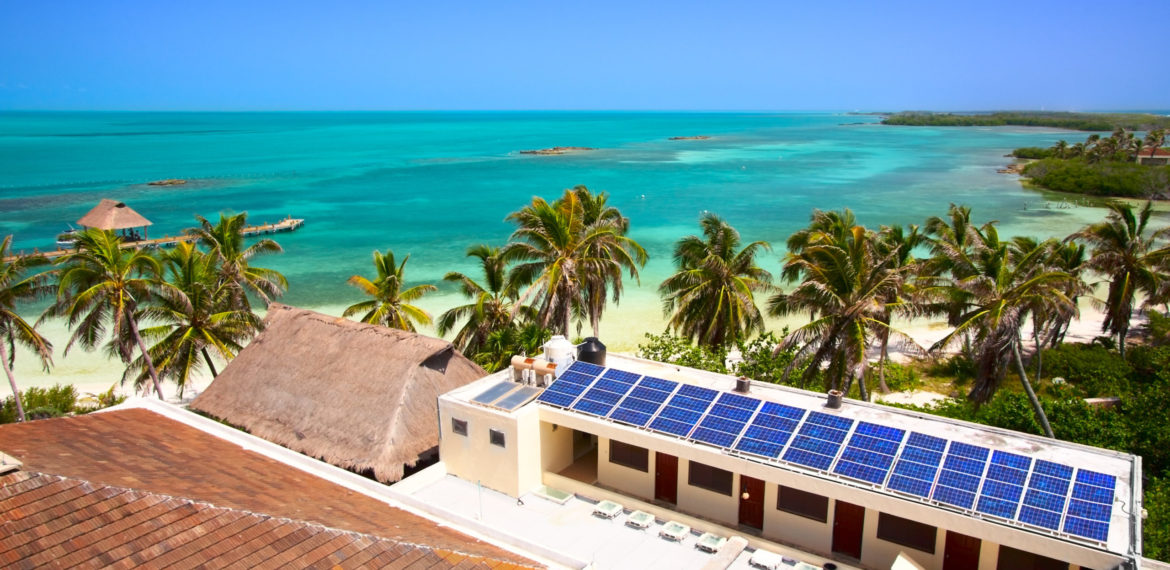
[927,230,1073,438]
[0,237,54,422]
[1051,140,1069,159]
[188,212,287,309]
[1145,128,1166,158]
[659,213,772,348]
[1070,201,1170,358]
[45,229,169,398]
[343,249,436,331]
[873,224,926,393]
[769,210,916,400]
[126,242,261,396]
[437,244,534,356]
[567,186,645,335]
[503,191,645,336]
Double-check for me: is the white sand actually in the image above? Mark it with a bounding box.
[5,297,1136,406]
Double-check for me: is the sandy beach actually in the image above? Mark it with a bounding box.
[8,295,1134,407]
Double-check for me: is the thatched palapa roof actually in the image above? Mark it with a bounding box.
[190,304,487,483]
[76,198,153,230]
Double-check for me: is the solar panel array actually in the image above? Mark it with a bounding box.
[535,360,1119,544]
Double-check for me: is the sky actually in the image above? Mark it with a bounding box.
[1,0,1167,111]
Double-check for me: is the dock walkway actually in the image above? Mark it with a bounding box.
[5,217,305,262]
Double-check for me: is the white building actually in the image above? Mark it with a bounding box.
[436,351,1144,570]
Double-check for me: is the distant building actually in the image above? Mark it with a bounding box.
[437,350,1145,570]
[1137,148,1170,166]
[191,303,487,483]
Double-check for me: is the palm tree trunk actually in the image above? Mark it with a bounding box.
[1033,328,1044,383]
[1011,340,1054,438]
[1118,322,1128,360]
[0,343,26,423]
[129,319,165,399]
[878,330,891,394]
[201,347,219,377]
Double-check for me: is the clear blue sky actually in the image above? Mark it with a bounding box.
[2,0,1166,111]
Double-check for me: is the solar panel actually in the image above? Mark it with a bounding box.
[691,392,762,448]
[782,412,853,471]
[572,373,638,417]
[472,381,521,406]
[887,432,946,498]
[1017,459,1073,531]
[607,375,676,427]
[566,360,605,376]
[832,421,905,485]
[492,386,542,411]
[931,442,989,510]
[733,402,805,459]
[536,366,601,408]
[975,451,1031,520]
[1063,469,1116,542]
[649,384,718,438]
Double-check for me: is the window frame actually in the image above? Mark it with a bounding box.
[687,461,733,496]
[776,485,829,523]
[489,428,506,448]
[608,440,649,472]
[876,512,937,554]
[450,417,468,436]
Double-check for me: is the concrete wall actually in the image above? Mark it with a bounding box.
[676,459,738,524]
[762,484,833,555]
[439,394,537,497]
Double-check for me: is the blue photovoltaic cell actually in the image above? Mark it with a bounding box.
[783,413,851,471]
[1062,468,1116,542]
[536,369,595,406]
[733,402,805,459]
[977,496,1019,519]
[932,442,989,509]
[692,394,761,448]
[648,385,717,438]
[1034,460,1073,479]
[886,431,945,498]
[572,371,637,417]
[1019,506,1062,530]
[606,376,676,427]
[832,422,905,485]
[975,450,1030,520]
[535,390,576,407]
[565,360,604,376]
[601,368,640,384]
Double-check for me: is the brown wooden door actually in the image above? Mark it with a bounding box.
[738,475,765,529]
[831,500,864,559]
[654,452,677,504]
[943,531,981,570]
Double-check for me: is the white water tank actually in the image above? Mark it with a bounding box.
[543,335,575,378]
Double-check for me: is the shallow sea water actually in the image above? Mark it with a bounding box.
[0,112,1144,387]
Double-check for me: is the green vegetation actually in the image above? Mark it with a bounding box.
[884,111,1170,131]
[343,249,436,331]
[0,383,125,424]
[1013,129,1170,197]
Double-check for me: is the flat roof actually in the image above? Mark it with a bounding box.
[453,354,1140,558]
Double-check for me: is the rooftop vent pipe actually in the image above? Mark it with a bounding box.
[735,376,751,394]
[825,389,844,409]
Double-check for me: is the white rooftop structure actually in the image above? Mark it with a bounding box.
[435,352,1145,570]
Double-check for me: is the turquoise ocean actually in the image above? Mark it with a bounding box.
[0,112,1136,387]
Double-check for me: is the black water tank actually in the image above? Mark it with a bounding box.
[577,337,607,366]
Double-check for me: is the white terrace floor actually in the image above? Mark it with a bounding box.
[392,467,854,570]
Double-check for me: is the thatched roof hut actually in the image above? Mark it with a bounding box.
[190,304,488,483]
[76,199,153,230]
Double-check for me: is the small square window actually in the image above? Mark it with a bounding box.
[489,428,506,447]
[451,418,468,436]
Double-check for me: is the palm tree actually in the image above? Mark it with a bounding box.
[503,191,645,336]
[873,224,926,393]
[769,210,916,401]
[473,322,552,372]
[188,212,287,309]
[1070,201,1170,358]
[0,237,54,422]
[567,186,645,335]
[437,244,534,356]
[45,229,169,398]
[343,249,436,331]
[126,242,261,396]
[659,213,772,348]
[927,230,1073,438]
[1051,140,1069,159]
[1145,128,1166,158]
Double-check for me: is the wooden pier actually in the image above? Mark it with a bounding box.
[5,217,305,262]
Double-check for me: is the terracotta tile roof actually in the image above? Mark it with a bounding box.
[0,471,517,569]
[0,409,534,567]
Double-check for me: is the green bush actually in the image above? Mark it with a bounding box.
[1041,343,1131,397]
[1022,158,1170,197]
[637,331,728,374]
[0,384,80,424]
[732,329,809,385]
[1011,147,1054,159]
[868,361,922,393]
[1144,477,1170,561]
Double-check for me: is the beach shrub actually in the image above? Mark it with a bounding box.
[1144,477,1170,561]
[731,329,806,384]
[0,384,79,424]
[1041,343,1131,397]
[1011,147,1054,159]
[869,361,922,393]
[1022,158,1170,197]
[1147,311,1170,346]
[637,331,728,374]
